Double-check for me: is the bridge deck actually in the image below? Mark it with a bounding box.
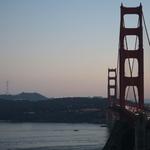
[103,107,150,150]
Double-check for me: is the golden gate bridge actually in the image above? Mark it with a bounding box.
[103,3,150,150]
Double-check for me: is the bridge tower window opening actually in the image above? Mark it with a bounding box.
[124,35,139,50]
[125,58,138,77]
[125,86,139,105]
[124,14,139,28]
[109,79,115,86]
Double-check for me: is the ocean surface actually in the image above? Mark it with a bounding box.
[0,123,108,150]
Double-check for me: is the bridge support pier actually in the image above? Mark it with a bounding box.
[135,113,147,150]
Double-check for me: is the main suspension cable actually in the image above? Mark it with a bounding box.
[142,12,150,47]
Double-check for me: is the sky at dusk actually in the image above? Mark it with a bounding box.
[0,0,150,98]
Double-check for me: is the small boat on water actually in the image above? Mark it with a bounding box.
[100,124,107,127]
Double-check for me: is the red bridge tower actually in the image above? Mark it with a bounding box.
[108,68,117,107]
[119,4,144,110]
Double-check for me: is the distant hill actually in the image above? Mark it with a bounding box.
[0,92,48,101]
[0,97,108,123]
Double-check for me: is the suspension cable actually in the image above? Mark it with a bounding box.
[142,12,150,47]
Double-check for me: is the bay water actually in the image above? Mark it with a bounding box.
[0,123,108,150]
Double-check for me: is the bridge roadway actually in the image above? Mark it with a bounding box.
[102,106,150,150]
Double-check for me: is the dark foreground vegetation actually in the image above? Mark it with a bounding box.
[0,97,108,123]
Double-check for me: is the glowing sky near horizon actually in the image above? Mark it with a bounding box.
[0,0,150,98]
